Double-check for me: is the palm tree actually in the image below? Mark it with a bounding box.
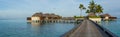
[88,0,96,13]
[87,0,97,16]
[79,4,86,16]
[79,0,103,17]
[86,9,90,13]
[87,0,103,15]
[96,4,103,15]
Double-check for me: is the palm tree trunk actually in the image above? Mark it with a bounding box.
[80,9,82,16]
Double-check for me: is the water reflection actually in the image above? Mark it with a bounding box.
[27,22,43,36]
[27,22,42,29]
[31,22,42,26]
[26,22,75,37]
[102,20,117,25]
[100,19,120,37]
[99,20,119,27]
[0,20,75,37]
[104,21,109,25]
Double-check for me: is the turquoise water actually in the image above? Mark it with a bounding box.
[0,19,120,37]
[100,19,120,37]
[0,20,75,37]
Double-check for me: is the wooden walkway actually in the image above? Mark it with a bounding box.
[62,19,117,37]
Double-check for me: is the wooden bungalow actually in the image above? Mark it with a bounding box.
[27,12,62,22]
[31,12,44,22]
[100,14,117,20]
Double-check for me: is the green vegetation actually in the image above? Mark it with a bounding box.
[74,16,84,18]
[79,0,103,16]
[87,0,103,15]
[89,16,101,18]
[75,0,103,18]
[79,4,86,16]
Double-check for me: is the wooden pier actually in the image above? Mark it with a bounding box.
[27,19,76,23]
[62,19,118,37]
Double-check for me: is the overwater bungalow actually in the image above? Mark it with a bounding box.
[31,12,43,22]
[42,13,61,20]
[27,12,62,22]
[100,14,117,21]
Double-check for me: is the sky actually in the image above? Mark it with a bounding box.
[0,0,120,19]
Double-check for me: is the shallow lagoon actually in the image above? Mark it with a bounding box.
[0,20,75,37]
[100,19,120,37]
[0,19,120,37]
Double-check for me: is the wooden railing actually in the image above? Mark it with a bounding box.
[90,20,118,37]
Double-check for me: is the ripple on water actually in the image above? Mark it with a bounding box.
[0,20,75,37]
[100,19,120,37]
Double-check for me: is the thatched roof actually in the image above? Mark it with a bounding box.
[42,13,60,17]
[87,12,96,16]
[101,13,111,17]
[32,13,43,17]
[32,12,61,18]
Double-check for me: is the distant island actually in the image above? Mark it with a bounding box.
[27,12,75,23]
[75,0,117,21]
[27,0,117,23]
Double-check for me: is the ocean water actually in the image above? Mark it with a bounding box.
[100,19,120,37]
[0,19,120,37]
[0,20,75,37]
